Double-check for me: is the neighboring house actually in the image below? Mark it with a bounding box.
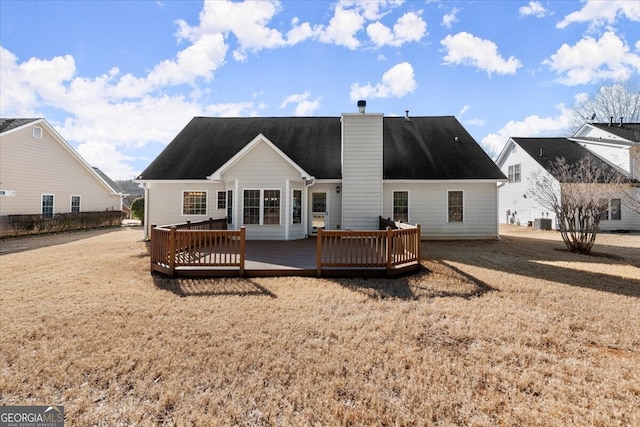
[0,118,124,235]
[136,102,507,240]
[496,120,640,231]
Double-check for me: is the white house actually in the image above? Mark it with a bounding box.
[0,118,124,236]
[136,102,507,240]
[496,120,640,231]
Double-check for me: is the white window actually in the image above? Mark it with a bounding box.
[182,191,207,215]
[217,191,226,209]
[33,126,43,139]
[227,190,233,224]
[508,164,521,183]
[448,191,463,223]
[243,189,281,225]
[292,189,302,224]
[393,191,409,222]
[71,195,81,213]
[42,194,54,218]
[602,198,622,221]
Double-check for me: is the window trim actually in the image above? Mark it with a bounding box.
[508,164,521,183]
[33,126,43,139]
[217,191,226,209]
[70,195,81,213]
[181,190,208,216]
[447,190,464,223]
[242,188,281,226]
[392,190,409,223]
[42,194,54,218]
[292,189,302,225]
[227,190,233,224]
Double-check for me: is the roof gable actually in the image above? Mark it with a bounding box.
[512,137,630,182]
[575,122,640,144]
[1,118,121,195]
[208,133,313,181]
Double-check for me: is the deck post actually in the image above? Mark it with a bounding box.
[239,226,246,276]
[316,228,323,277]
[416,224,421,263]
[168,226,176,277]
[150,224,156,271]
[386,226,393,275]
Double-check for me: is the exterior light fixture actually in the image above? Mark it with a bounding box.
[336,186,341,194]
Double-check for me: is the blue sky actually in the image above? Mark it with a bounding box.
[1,0,639,180]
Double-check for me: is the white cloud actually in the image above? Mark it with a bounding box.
[441,32,522,76]
[543,31,640,85]
[317,4,365,49]
[350,62,417,101]
[519,1,548,18]
[458,105,470,117]
[177,0,291,62]
[442,7,459,28]
[367,11,426,47]
[557,0,640,29]
[481,104,572,156]
[77,140,139,181]
[280,92,321,116]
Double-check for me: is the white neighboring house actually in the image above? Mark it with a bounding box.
[0,118,124,236]
[136,102,508,240]
[496,121,640,231]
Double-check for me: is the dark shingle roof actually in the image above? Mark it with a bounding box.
[512,137,630,182]
[93,167,122,193]
[139,116,506,181]
[0,118,40,133]
[590,122,640,143]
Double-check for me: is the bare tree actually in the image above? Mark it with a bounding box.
[571,81,640,132]
[529,157,627,254]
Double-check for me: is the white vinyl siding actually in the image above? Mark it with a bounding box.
[341,113,383,230]
[384,182,499,239]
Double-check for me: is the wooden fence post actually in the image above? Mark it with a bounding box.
[316,228,323,277]
[416,224,421,263]
[239,226,246,277]
[150,224,156,271]
[169,226,176,277]
[386,226,393,275]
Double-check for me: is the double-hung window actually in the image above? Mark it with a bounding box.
[508,164,521,183]
[182,191,207,215]
[602,198,622,221]
[243,189,281,225]
[71,195,81,213]
[393,191,409,222]
[42,194,54,218]
[448,191,463,222]
[217,191,226,209]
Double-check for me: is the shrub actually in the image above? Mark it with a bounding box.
[130,197,145,224]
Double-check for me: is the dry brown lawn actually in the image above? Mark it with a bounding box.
[0,225,638,426]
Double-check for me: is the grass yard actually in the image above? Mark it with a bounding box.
[0,225,638,426]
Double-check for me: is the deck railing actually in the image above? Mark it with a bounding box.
[316,221,421,276]
[150,218,245,277]
[150,217,420,277]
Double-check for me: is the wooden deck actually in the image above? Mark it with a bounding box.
[150,218,421,278]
